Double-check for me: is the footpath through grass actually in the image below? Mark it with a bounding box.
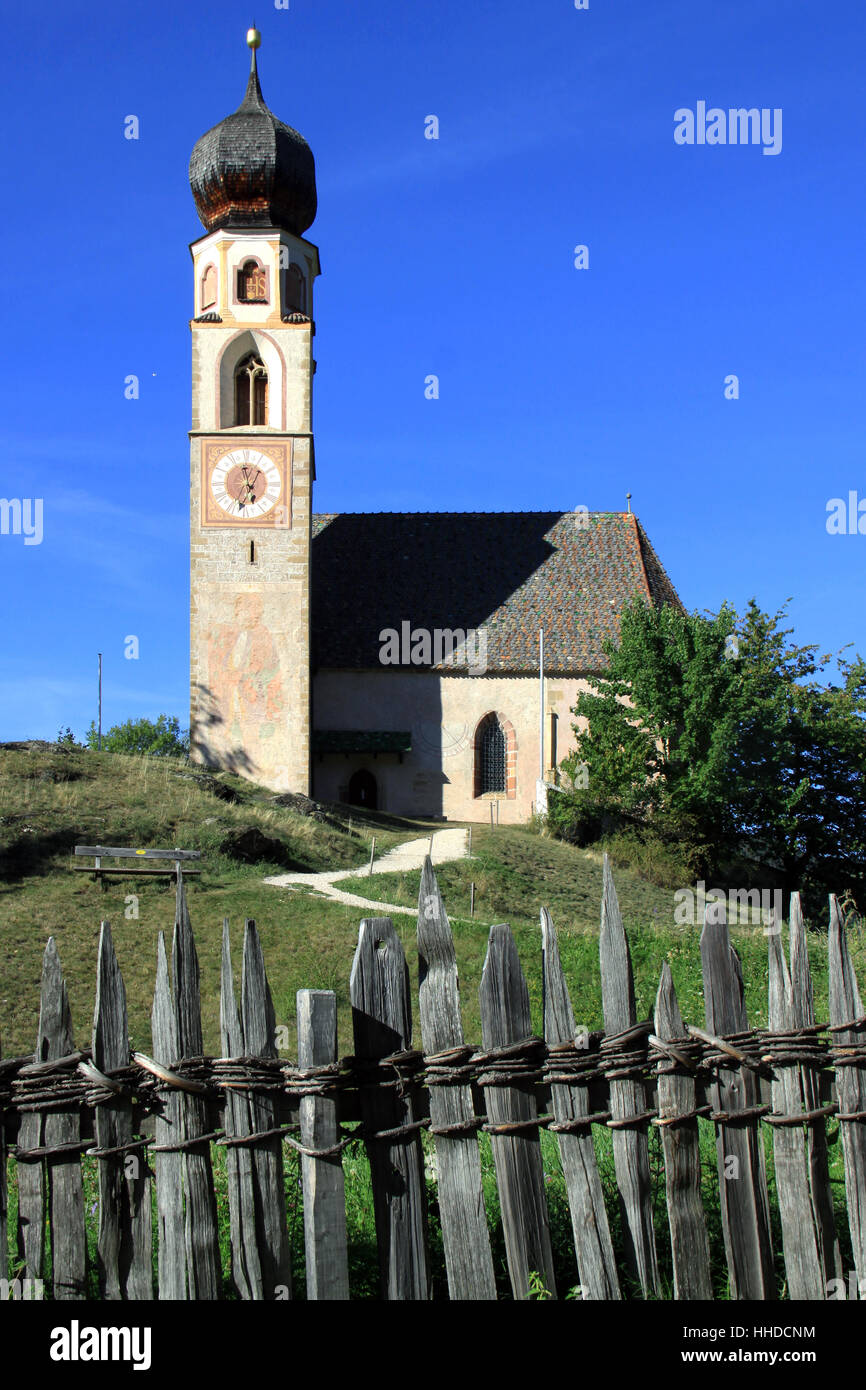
[2,745,865,1055]
[2,744,864,1298]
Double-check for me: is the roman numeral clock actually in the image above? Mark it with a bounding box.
[200,441,291,527]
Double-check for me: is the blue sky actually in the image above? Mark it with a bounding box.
[0,0,863,740]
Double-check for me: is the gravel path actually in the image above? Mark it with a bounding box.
[263,827,470,917]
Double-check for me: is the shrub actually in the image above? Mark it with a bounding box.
[85,715,189,759]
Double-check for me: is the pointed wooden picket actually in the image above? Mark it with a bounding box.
[767,909,837,1299]
[240,919,291,1297]
[297,989,350,1300]
[653,962,712,1299]
[40,939,87,1299]
[171,877,221,1299]
[479,922,557,1299]
[15,939,87,1296]
[541,905,620,1299]
[700,902,775,1299]
[599,855,659,1296]
[151,931,187,1299]
[92,922,152,1299]
[350,916,430,1300]
[416,857,497,1300]
[828,893,866,1287]
[787,894,841,1286]
[220,919,262,1298]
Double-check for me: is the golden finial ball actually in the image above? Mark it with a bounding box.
[247,26,261,49]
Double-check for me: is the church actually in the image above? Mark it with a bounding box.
[187,32,681,825]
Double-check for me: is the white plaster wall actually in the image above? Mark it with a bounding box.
[312,670,596,821]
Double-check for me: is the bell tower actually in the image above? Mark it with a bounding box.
[187,29,319,792]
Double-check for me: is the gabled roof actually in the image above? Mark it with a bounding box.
[311,511,682,674]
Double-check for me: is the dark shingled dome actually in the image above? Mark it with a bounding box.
[189,50,317,236]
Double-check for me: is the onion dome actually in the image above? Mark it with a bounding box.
[189,31,317,236]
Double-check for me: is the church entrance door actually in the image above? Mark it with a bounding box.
[348,768,378,809]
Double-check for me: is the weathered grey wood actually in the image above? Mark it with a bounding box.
[541,905,620,1300]
[151,931,187,1299]
[479,922,557,1299]
[653,962,712,1300]
[788,894,841,1287]
[416,858,497,1300]
[297,989,350,1300]
[220,919,259,1300]
[171,878,221,1298]
[350,916,430,1299]
[92,921,152,1299]
[767,912,835,1299]
[599,855,659,1295]
[0,1033,5,1288]
[37,939,87,1299]
[241,919,291,1298]
[75,846,202,860]
[701,901,775,1299]
[16,941,87,1292]
[16,1053,46,1280]
[828,893,866,1288]
[16,939,89,1284]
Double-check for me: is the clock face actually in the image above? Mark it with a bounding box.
[200,440,291,527]
[211,448,281,518]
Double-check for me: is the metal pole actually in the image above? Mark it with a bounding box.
[539,629,544,782]
[368,837,376,875]
[98,653,103,751]
[470,882,475,918]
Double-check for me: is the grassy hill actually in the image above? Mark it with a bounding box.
[1,743,862,1063]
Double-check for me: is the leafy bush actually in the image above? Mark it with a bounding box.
[85,715,189,759]
[550,598,866,907]
[55,727,83,750]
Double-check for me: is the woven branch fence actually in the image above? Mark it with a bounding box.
[2,854,865,1301]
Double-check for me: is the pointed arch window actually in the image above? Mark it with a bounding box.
[235,354,268,426]
[237,259,268,303]
[478,714,506,794]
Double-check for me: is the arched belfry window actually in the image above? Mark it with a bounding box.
[237,259,267,303]
[478,714,506,794]
[284,263,306,315]
[235,354,268,426]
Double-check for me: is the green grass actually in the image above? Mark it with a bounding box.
[2,744,864,1053]
[2,743,864,1299]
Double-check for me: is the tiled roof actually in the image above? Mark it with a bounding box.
[311,511,682,674]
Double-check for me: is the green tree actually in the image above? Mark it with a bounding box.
[86,714,189,759]
[551,598,866,904]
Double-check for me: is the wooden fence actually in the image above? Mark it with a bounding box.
[1,853,865,1301]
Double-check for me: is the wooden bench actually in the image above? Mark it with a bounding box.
[73,846,202,887]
